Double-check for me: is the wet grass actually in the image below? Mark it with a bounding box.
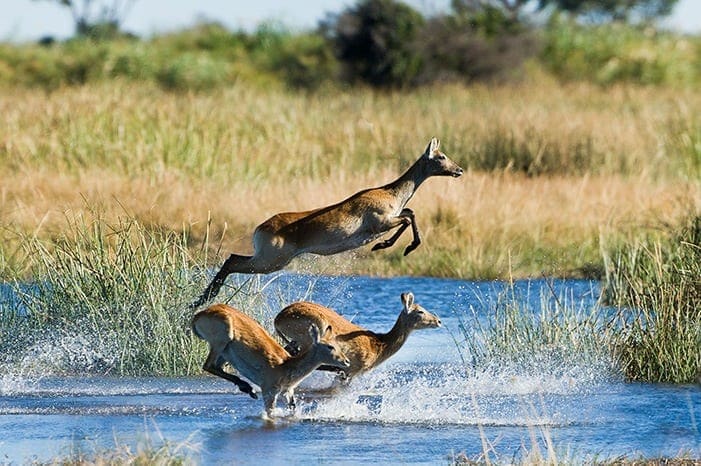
[602,215,701,383]
[455,280,618,381]
[32,427,196,465]
[455,214,700,385]
[0,213,282,377]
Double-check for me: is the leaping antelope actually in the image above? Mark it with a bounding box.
[274,292,441,380]
[192,138,463,307]
[191,303,350,418]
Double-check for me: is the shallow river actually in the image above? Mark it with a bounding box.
[1,275,699,464]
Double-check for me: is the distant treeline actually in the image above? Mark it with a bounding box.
[1,0,699,90]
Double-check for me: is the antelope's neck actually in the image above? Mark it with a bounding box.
[376,316,410,361]
[281,349,323,382]
[387,160,426,204]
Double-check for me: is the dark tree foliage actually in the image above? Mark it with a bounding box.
[414,14,540,85]
[34,0,136,39]
[451,0,532,22]
[320,0,425,88]
[537,0,679,22]
[322,0,541,88]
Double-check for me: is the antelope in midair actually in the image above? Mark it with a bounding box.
[191,303,350,418]
[191,138,463,307]
[274,292,441,380]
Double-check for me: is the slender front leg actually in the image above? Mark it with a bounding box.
[203,365,258,399]
[263,393,278,418]
[371,208,415,252]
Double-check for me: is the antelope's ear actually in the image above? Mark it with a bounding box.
[425,137,440,157]
[322,325,333,340]
[401,292,414,311]
[308,324,321,344]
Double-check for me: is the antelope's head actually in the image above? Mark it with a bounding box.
[420,137,464,178]
[400,292,442,330]
[309,324,350,369]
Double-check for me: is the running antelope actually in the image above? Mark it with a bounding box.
[274,292,441,380]
[191,303,350,417]
[191,137,463,308]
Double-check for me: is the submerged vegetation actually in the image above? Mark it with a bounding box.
[459,282,618,381]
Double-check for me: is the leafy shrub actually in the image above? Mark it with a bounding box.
[321,0,425,88]
[259,32,337,89]
[414,14,541,85]
[152,21,244,57]
[542,16,701,86]
[155,53,233,91]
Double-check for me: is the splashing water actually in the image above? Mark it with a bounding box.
[297,361,606,427]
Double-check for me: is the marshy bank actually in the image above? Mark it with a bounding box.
[0,212,698,383]
[0,208,697,464]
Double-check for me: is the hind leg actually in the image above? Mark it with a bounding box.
[190,254,252,308]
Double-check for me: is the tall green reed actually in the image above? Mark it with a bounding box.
[0,212,282,377]
[455,280,618,380]
[602,215,701,383]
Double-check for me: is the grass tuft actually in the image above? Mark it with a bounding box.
[35,425,197,465]
[456,281,618,381]
[0,212,281,377]
[602,215,701,383]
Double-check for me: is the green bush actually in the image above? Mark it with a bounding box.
[259,31,337,89]
[542,16,701,86]
[321,0,425,88]
[414,15,541,85]
[155,52,233,91]
[1,12,700,91]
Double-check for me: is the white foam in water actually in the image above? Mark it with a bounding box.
[18,332,118,375]
[298,362,602,426]
[0,373,37,396]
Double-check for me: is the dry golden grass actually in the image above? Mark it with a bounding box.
[1,81,699,278]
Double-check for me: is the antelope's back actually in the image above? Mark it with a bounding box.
[275,301,363,348]
[194,304,288,366]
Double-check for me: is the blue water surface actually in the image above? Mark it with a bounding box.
[0,274,699,464]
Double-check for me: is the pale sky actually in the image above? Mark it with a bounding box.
[2,0,700,42]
